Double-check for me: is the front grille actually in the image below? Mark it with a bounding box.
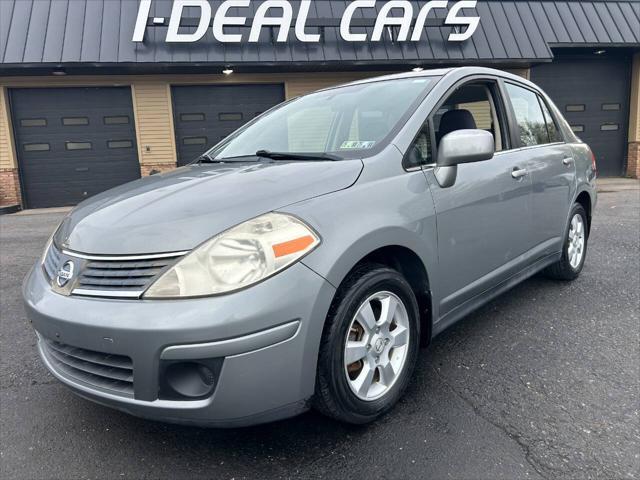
[43,243,184,298]
[42,337,134,397]
[75,257,177,297]
[43,242,61,280]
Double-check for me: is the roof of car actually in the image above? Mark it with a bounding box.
[313,66,538,96]
[347,68,455,84]
[350,67,526,84]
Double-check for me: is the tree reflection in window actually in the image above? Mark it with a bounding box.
[505,83,550,147]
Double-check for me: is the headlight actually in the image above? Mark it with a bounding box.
[40,233,54,265]
[40,222,63,265]
[144,213,320,299]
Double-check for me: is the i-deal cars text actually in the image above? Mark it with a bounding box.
[132,0,480,43]
[24,67,597,427]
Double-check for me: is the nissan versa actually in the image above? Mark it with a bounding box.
[23,67,597,427]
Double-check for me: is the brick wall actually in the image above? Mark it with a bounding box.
[140,163,178,176]
[627,142,640,179]
[0,168,21,206]
[628,53,639,178]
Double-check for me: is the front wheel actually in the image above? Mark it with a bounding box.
[544,203,589,281]
[313,264,420,424]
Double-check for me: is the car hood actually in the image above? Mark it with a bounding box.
[56,160,363,255]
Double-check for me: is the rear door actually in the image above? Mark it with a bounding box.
[502,82,574,256]
[172,84,285,165]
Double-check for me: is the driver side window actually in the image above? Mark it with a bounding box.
[405,80,508,169]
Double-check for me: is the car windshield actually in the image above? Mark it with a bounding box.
[207,76,438,161]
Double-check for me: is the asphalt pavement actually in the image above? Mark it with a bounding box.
[1,180,638,480]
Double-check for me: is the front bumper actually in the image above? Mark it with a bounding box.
[23,262,335,427]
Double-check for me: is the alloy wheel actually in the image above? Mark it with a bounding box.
[568,213,586,269]
[343,291,410,401]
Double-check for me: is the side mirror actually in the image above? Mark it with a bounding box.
[434,129,495,188]
[437,129,495,166]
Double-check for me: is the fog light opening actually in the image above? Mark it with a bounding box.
[164,362,216,399]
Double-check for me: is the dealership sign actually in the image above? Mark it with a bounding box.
[133,0,480,43]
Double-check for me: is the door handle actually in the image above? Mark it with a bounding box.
[562,157,574,166]
[511,168,528,179]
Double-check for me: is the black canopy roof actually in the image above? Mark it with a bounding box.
[1,1,638,71]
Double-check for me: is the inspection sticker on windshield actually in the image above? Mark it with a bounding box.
[340,141,376,150]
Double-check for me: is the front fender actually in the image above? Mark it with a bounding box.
[281,166,440,318]
[302,225,437,293]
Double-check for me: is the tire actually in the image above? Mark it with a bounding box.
[313,263,420,424]
[544,203,589,281]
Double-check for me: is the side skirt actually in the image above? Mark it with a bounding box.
[432,252,561,337]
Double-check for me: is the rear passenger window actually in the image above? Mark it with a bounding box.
[505,83,549,147]
[538,98,563,143]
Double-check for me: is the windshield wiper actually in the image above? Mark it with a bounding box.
[195,153,258,164]
[255,150,341,161]
[194,153,220,163]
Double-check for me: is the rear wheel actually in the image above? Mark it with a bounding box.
[545,203,589,281]
[313,264,420,424]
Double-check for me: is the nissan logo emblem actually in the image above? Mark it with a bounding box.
[56,261,75,287]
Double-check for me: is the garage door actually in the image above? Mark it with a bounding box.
[10,87,140,209]
[531,57,631,177]
[172,84,285,165]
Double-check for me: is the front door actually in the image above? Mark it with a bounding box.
[427,153,533,318]
[422,79,534,319]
